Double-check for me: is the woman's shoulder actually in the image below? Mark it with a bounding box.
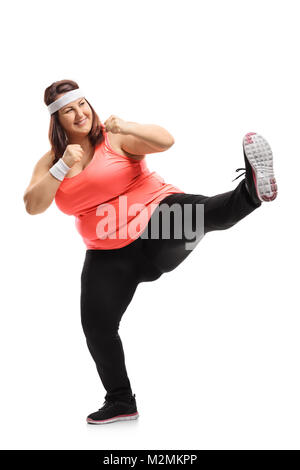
[105,131,146,161]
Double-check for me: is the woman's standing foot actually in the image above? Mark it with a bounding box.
[86,394,139,425]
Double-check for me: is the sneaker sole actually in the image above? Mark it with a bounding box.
[86,411,139,425]
[243,132,278,202]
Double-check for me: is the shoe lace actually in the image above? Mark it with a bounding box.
[100,393,136,410]
[99,399,115,411]
[232,167,246,182]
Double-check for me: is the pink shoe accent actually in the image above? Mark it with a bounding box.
[245,132,257,145]
[87,411,139,424]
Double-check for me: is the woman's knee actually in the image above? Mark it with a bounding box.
[80,304,118,340]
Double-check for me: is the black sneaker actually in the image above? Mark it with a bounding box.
[232,132,278,204]
[86,394,139,425]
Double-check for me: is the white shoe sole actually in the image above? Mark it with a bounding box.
[86,411,139,425]
[243,132,278,202]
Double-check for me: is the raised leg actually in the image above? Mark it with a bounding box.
[140,178,261,274]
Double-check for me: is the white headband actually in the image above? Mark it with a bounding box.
[47,88,85,115]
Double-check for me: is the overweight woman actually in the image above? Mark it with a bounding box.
[23,79,278,425]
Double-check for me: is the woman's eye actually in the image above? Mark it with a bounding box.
[65,102,85,113]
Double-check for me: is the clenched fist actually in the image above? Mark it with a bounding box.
[61,144,84,168]
[103,115,130,135]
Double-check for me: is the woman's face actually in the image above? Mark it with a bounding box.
[57,95,93,137]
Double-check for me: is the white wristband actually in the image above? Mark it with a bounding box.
[49,158,71,181]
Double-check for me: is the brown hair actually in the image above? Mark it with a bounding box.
[44,79,105,164]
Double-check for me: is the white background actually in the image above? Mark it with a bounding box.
[1,0,299,450]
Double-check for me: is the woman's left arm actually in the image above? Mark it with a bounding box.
[123,122,175,153]
[104,116,175,155]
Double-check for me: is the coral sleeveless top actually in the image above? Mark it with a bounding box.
[54,131,185,249]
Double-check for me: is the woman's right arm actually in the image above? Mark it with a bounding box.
[23,145,83,215]
[23,151,64,215]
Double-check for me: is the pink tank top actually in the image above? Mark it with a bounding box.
[54,131,185,249]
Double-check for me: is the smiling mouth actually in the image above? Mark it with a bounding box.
[75,118,88,126]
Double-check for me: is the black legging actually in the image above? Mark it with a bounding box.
[80,179,261,403]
